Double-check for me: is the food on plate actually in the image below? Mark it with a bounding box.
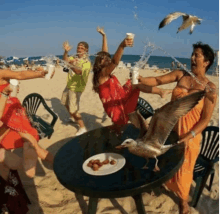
[87,158,116,171]
[110,160,116,165]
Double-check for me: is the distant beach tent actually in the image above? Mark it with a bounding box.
[12,56,19,60]
[23,57,29,61]
[127,63,132,68]
[118,61,126,69]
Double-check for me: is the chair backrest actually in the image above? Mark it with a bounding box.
[22,93,45,116]
[136,97,154,119]
[200,126,219,162]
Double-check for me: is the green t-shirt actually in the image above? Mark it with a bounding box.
[66,56,91,92]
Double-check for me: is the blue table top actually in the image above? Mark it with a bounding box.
[53,124,184,198]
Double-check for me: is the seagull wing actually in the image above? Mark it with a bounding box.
[142,91,205,145]
[128,110,148,138]
[159,12,187,29]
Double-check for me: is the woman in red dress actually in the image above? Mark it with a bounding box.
[93,27,171,125]
[0,68,54,181]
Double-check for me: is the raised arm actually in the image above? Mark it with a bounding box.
[104,38,132,75]
[138,69,184,86]
[0,68,47,81]
[97,26,108,52]
[63,41,73,61]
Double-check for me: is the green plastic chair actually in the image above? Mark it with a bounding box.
[136,97,154,119]
[22,93,58,139]
[191,126,219,207]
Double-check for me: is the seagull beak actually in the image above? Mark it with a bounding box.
[115,145,126,149]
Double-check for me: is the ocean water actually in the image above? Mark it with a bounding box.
[8,54,218,75]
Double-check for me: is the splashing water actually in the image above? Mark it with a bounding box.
[157,46,213,90]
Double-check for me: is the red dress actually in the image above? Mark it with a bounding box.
[0,84,39,149]
[98,75,140,125]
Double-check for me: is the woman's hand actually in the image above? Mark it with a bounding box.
[138,75,145,84]
[121,38,133,47]
[35,67,48,78]
[63,41,73,52]
[2,85,12,95]
[178,132,193,144]
[97,26,105,36]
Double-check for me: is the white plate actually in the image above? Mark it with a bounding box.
[82,153,126,176]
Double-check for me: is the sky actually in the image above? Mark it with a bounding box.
[0,0,219,58]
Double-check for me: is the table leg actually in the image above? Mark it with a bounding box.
[132,194,146,214]
[88,197,98,214]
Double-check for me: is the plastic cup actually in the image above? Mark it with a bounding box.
[45,64,55,80]
[9,79,19,97]
[132,68,139,84]
[126,33,135,47]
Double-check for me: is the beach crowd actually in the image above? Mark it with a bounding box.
[0,27,217,214]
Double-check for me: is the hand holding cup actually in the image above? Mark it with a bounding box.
[2,85,13,96]
[125,33,135,47]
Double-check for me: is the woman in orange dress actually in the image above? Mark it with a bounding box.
[93,27,171,126]
[138,42,217,214]
[0,67,54,180]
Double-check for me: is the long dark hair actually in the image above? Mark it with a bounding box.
[93,51,111,93]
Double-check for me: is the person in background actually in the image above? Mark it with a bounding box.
[0,85,30,214]
[138,42,217,214]
[0,67,54,180]
[93,27,171,127]
[62,41,92,136]
[171,61,175,70]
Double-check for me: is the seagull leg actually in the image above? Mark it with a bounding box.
[153,156,160,172]
[142,158,149,169]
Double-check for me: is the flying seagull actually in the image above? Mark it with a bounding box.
[158,12,202,34]
[116,91,205,171]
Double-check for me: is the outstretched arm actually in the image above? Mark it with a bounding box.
[104,38,133,75]
[138,69,184,86]
[0,67,47,81]
[97,26,108,52]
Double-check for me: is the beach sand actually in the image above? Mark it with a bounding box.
[16,67,219,214]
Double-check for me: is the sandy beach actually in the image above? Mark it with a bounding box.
[15,66,219,214]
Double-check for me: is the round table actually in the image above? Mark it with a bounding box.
[54,124,184,214]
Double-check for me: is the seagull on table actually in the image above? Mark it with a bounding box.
[158,12,202,34]
[116,91,205,171]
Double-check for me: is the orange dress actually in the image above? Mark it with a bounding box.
[165,87,204,200]
[0,84,39,149]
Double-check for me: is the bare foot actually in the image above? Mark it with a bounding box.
[160,89,173,98]
[97,26,105,36]
[179,200,190,214]
[153,165,160,172]
[23,142,38,178]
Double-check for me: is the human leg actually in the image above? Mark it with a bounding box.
[68,91,87,135]
[18,132,54,163]
[23,142,38,178]
[0,148,22,180]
